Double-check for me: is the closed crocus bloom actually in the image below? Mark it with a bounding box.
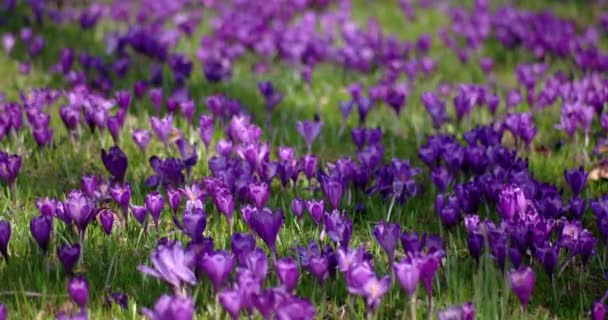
[251,208,283,254]
[275,297,316,320]
[393,258,420,297]
[308,254,329,283]
[99,209,114,235]
[275,257,299,292]
[508,266,535,310]
[373,221,400,264]
[497,185,527,221]
[198,115,214,149]
[131,129,151,153]
[198,250,234,292]
[305,200,324,225]
[131,204,148,225]
[230,233,255,264]
[145,192,164,226]
[68,276,89,308]
[248,182,269,209]
[213,188,234,224]
[461,302,474,320]
[591,301,606,320]
[110,183,130,213]
[30,215,52,253]
[0,303,5,320]
[57,243,80,274]
[290,198,304,219]
[150,115,173,146]
[0,220,10,261]
[80,175,97,197]
[564,166,586,195]
[296,118,322,154]
[142,295,194,320]
[300,155,317,180]
[219,288,242,320]
[101,145,128,183]
[321,177,343,210]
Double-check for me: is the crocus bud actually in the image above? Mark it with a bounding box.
[145,192,164,226]
[290,198,304,219]
[68,276,89,308]
[30,215,52,253]
[101,145,128,183]
[508,267,535,310]
[372,221,400,264]
[275,258,299,292]
[57,243,80,274]
[197,250,234,292]
[393,258,420,297]
[99,209,114,235]
[251,208,283,254]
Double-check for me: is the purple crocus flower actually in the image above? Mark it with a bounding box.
[175,139,198,177]
[393,258,420,298]
[99,209,114,235]
[275,297,315,320]
[101,146,128,183]
[323,210,352,248]
[508,266,535,310]
[137,241,197,294]
[437,303,474,320]
[564,166,586,195]
[592,301,606,320]
[372,221,400,264]
[212,188,235,225]
[131,204,148,226]
[0,152,21,185]
[197,250,234,292]
[258,81,283,111]
[146,156,185,188]
[0,303,5,320]
[497,185,527,221]
[320,177,343,210]
[145,192,164,228]
[30,215,52,253]
[57,243,80,274]
[296,118,322,154]
[276,257,299,292]
[251,208,283,254]
[361,275,391,311]
[142,295,194,320]
[150,115,174,146]
[0,220,10,262]
[219,288,242,319]
[67,276,89,308]
[290,198,304,220]
[198,115,214,149]
[248,182,269,209]
[132,129,151,153]
[230,233,255,264]
[110,183,131,218]
[305,200,324,225]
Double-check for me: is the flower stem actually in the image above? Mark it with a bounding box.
[409,296,417,320]
[386,195,396,222]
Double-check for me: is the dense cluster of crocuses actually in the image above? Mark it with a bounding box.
[3,0,608,319]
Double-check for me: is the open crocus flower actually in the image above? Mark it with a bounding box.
[295,117,322,154]
[137,241,197,295]
[142,294,194,320]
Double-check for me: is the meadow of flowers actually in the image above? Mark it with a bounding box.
[1,0,608,319]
